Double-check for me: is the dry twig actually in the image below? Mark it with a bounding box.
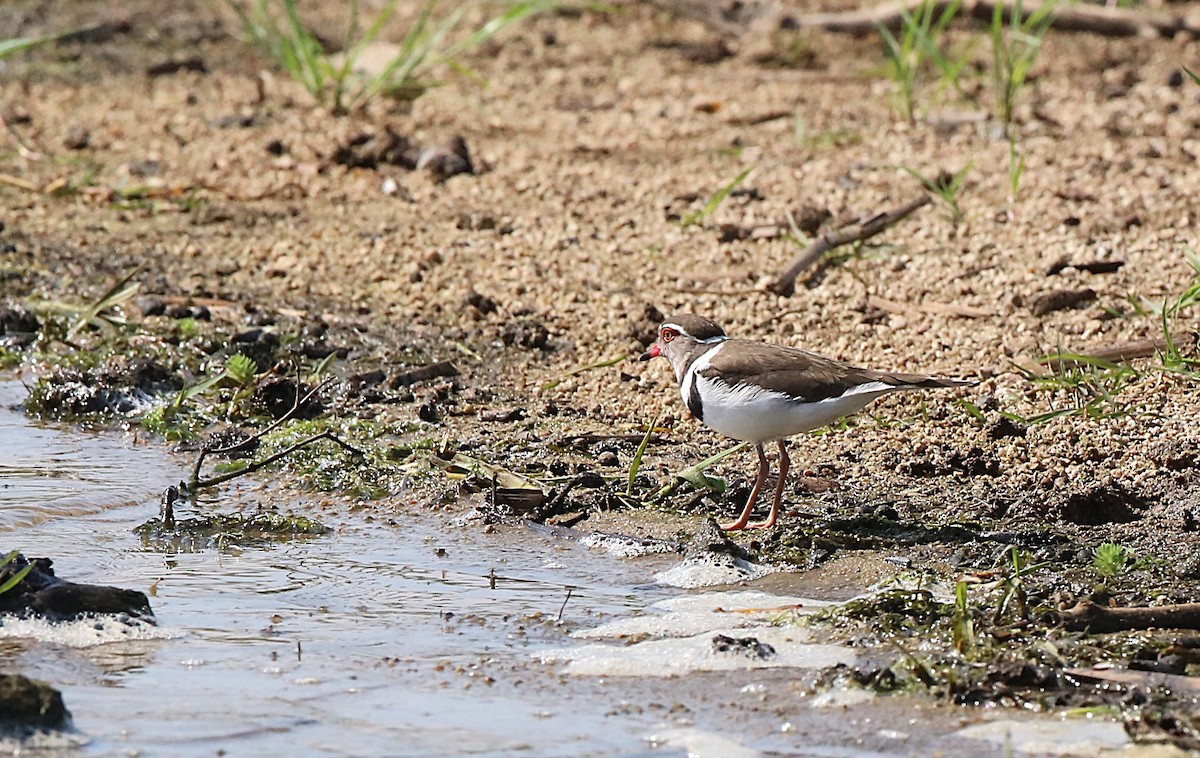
[768,195,931,297]
[188,376,338,491]
[1058,600,1200,633]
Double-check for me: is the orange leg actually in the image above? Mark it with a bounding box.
[719,444,769,531]
[747,440,790,530]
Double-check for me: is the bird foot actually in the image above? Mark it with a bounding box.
[743,519,777,530]
[717,519,750,531]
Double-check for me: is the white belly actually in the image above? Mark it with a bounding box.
[689,374,893,443]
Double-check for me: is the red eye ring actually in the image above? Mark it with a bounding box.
[660,328,678,343]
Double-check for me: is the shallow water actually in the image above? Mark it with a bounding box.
[0,380,1132,757]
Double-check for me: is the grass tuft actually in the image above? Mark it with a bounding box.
[230,0,550,113]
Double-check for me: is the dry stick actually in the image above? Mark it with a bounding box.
[1057,600,1200,633]
[1038,336,1179,369]
[1064,666,1200,695]
[650,0,1200,38]
[769,195,931,297]
[189,376,335,488]
[192,430,365,490]
[557,588,574,622]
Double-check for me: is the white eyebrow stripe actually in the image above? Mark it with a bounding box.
[661,323,727,343]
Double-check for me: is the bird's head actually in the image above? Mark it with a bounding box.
[639,315,727,378]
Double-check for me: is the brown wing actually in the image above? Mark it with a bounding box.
[700,340,967,402]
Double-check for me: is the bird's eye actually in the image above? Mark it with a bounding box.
[660,328,678,343]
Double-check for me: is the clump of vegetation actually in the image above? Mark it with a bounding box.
[136,507,331,552]
[1007,354,1141,425]
[989,0,1057,129]
[1006,252,1200,425]
[230,0,550,114]
[33,270,140,341]
[877,0,963,122]
[1092,542,1130,583]
[898,163,971,226]
[1156,249,1200,372]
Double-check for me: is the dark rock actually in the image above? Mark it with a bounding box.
[711,634,776,660]
[717,223,750,243]
[146,56,208,77]
[63,124,90,151]
[900,446,999,477]
[946,447,1001,476]
[417,401,439,423]
[464,290,498,315]
[165,304,211,321]
[300,341,347,360]
[229,328,279,368]
[480,407,525,422]
[986,416,1027,440]
[790,204,832,236]
[390,361,459,387]
[986,661,1059,690]
[249,376,325,420]
[491,487,544,517]
[0,553,153,621]
[0,674,71,734]
[501,319,550,350]
[1029,288,1097,316]
[334,127,419,170]
[348,369,387,388]
[0,304,40,335]
[416,135,474,182]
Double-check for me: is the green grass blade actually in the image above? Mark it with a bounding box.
[437,0,552,64]
[0,32,66,59]
[626,416,658,497]
[0,551,34,596]
[682,164,756,226]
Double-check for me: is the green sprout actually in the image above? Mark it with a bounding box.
[681,165,756,227]
[898,162,971,225]
[1092,543,1130,580]
[877,0,962,122]
[990,0,1057,127]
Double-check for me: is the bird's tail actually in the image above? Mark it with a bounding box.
[879,372,977,390]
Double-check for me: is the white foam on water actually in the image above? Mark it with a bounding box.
[0,615,179,647]
[654,590,830,614]
[541,626,854,677]
[573,590,828,641]
[0,730,88,752]
[809,686,876,709]
[654,554,778,588]
[579,532,678,558]
[646,727,763,758]
[954,717,1129,755]
[572,610,773,640]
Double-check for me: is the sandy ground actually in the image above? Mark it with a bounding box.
[3,0,1200,560]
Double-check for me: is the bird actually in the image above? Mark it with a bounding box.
[639,314,974,531]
